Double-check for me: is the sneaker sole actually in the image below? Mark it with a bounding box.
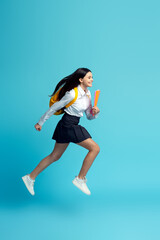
[22,177,35,196]
[72,180,91,195]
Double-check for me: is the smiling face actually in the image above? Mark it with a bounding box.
[79,71,93,90]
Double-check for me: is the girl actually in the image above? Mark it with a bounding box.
[22,68,100,195]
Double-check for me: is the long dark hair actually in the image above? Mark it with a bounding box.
[49,68,91,100]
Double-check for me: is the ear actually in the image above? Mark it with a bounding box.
[79,78,83,83]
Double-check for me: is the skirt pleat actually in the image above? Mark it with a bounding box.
[52,113,92,143]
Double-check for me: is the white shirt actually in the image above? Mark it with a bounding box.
[38,84,99,126]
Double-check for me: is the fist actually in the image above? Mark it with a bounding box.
[34,123,42,131]
[91,106,100,115]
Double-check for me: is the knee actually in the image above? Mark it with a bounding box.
[50,153,62,162]
[95,145,100,154]
[91,144,100,154]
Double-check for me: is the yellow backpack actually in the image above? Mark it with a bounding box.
[49,87,78,115]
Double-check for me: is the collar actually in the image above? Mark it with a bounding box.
[78,85,90,97]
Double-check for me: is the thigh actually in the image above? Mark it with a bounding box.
[50,142,70,156]
[76,138,100,151]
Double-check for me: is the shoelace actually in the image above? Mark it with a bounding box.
[28,176,35,184]
[30,181,34,186]
[83,177,87,183]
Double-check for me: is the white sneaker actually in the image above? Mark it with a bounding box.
[22,174,35,195]
[72,176,91,195]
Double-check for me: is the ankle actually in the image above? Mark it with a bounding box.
[28,174,35,181]
[78,175,85,179]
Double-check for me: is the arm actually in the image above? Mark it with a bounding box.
[37,89,75,127]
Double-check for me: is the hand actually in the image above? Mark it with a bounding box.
[91,106,100,115]
[34,123,42,131]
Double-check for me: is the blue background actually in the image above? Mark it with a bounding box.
[1,0,160,239]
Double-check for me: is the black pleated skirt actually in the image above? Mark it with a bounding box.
[52,112,92,143]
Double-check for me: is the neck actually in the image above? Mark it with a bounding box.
[79,83,88,93]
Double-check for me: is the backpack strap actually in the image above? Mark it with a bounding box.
[65,87,78,108]
[49,87,78,114]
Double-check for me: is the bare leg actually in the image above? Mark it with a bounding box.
[29,142,69,180]
[76,138,100,179]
